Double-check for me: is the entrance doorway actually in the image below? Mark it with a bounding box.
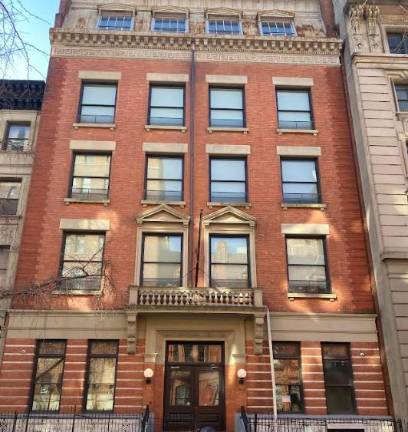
[163,342,226,431]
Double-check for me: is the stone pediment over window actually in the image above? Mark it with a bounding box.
[205,8,242,18]
[258,10,295,19]
[152,6,189,17]
[203,206,256,227]
[136,204,190,226]
[98,3,136,14]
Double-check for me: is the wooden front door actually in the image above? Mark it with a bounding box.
[163,342,225,431]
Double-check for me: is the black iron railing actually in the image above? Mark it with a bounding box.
[0,407,151,432]
[240,408,407,432]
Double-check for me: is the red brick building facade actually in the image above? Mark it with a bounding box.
[0,0,392,431]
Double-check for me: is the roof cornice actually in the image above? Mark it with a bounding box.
[50,28,342,58]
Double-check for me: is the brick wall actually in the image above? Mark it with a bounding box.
[13,57,374,316]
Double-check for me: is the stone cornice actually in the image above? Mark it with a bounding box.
[50,28,342,58]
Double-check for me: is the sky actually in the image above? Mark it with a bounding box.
[5,0,60,80]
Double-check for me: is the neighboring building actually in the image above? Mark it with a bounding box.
[333,0,408,419]
[0,0,393,431]
[0,80,44,343]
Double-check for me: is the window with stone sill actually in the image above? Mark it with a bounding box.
[322,343,356,415]
[70,153,111,201]
[210,157,247,203]
[3,123,30,151]
[84,341,118,412]
[387,32,408,54]
[209,87,245,128]
[148,85,185,127]
[59,232,105,292]
[0,179,21,216]
[261,20,296,37]
[207,17,242,35]
[145,155,183,202]
[0,246,10,288]
[30,340,66,412]
[78,82,117,124]
[141,233,183,287]
[281,158,321,204]
[210,234,250,288]
[395,84,408,112]
[273,342,304,413]
[97,14,133,31]
[152,15,187,33]
[286,237,329,294]
[276,89,313,130]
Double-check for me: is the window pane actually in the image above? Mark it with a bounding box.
[81,106,115,123]
[199,370,220,407]
[273,342,300,358]
[396,85,408,111]
[210,110,243,127]
[82,85,116,106]
[277,91,310,111]
[147,157,182,180]
[326,387,355,414]
[0,182,20,199]
[283,183,318,203]
[143,263,181,286]
[286,238,324,265]
[64,234,104,262]
[143,235,182,262]
[211,237,247,264]
[324,359,353,385]
[39,341,65,356]
[274,358,301,384]
[168,344,222,363]
[150,108,184,125]
[282,160,316,183]
[0,247,10,270]
[8,124,30,139]
[211,159,245,181]
[276,384,302,413]
[211,182,246,202]
[211,89,243,109]
[74,155,111,178]
[322,344,350,359]
[388,33,407,54]
[90,341,118,356]
[62,262,103,279]
[288,265,326,282]
[32,383,62,411]
[151,87,183,108]
[211,264,248,288]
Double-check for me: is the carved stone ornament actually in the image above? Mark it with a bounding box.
[75,17,87,30]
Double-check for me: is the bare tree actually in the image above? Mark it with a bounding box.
[0,0,50,79]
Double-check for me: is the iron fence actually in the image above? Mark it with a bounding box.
[0,406,151,432]
[240,407,407,432]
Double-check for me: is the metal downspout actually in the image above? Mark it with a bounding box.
[266,306,278,421]
[188,44,196,287]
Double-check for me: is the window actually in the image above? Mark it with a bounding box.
[60,233,105,291]
[387,32,408,54]
[322,343,356,414]
[209,87,245,128]
[0,246,10,287]
[207,17,241,35]
[276,89,313,129]
[31,340,66,412]
[153,16,187,33]
[3,123,30,151]
[210,235,249,288]
[273,342,303,413]
[98,14,132,31]
[79,83,117,124]
[281,159,320,204]
[210,158,247,203]
[70,154,111,201]
[148,85,185,126]
[84,341,118,412]
[0,180,21,215]
[261,20,296,36]
[286,237,329,294]
[395,85,408,112]
[141,234,182,287]
[145,156,183,201]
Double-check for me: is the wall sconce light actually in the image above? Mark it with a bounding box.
[144,368,154,384]
[237,368,247,384]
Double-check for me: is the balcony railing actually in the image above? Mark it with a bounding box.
[1,138,30,152]
[240,408,405,432]
[70,188,109,201]
[0,407,152,432]
[130,286,263,308]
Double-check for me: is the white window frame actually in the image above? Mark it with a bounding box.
[206,17,243,35]
[97,12,134,31]
[151,15,189,33]
[259,19,296,37]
